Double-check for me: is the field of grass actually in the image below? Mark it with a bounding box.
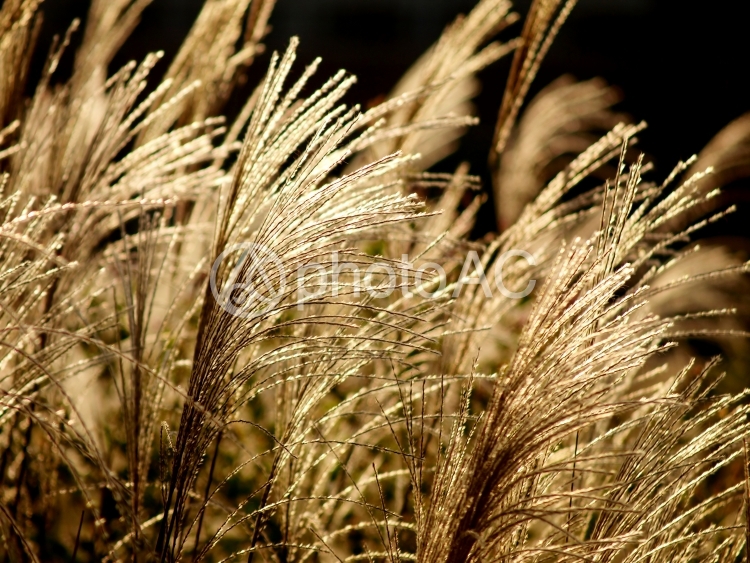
[1,0,750,561]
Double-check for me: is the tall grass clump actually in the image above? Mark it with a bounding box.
[2,0,750,561]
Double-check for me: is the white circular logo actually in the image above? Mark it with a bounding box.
[209,242,287,319]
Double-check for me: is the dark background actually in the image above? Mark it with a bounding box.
[35,0,750,234]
